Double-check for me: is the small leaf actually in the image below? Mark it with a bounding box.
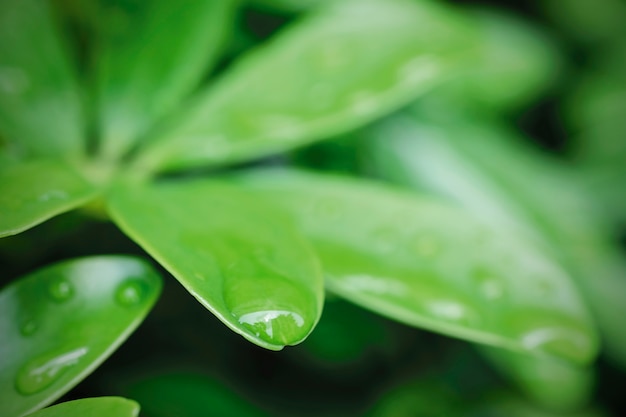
[231,169,598,364]
[136,0,476,172]
[365,113,626,368]
[0,160,98,238]
[0,0,85,158]
[0,256,162,417]
[107,178,323,350]
[478,346,594,411]
[25,397,139,417]
[94,0,238,161]
[122,373,269,417]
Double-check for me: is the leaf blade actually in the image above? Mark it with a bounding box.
[107,178,324,350]
[25,397,139,417]
[136,0,476,172]
[0,160,98,238]
[0,0,85,158]
[0,256,162,417]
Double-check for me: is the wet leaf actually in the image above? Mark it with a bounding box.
[136,0,476,172]
[0,160,98,238]
[95,0,238,161]
[25,397,139,417]
[0,0,85,159]
[364,113,626,368]
[0,256,162,417]
[107,178,323,350]
[231,169,598,364]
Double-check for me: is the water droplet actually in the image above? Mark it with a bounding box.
[425,299,478,325]
[48,279,73,303]
[399,56,440,86]
[238,310,305,344]
[115,279,146,307]
[472,268,505,300]
[15,346,88,395]
[38,190,68,202]
[412,235,439,258]
[340,274,408,296]
[20,320,38,337]
[349,91,378,116]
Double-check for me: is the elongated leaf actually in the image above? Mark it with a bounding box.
[0,0,84,158]
[231,169,598,364]
[478,346,594,411]
[107,178,323,350]
[0,160,98,238]
[25,397,139,417]
[0,256,162,417]
[365,113,626,368]
[136,0,477,172]
[123,373,269,417]
[95,0,238,161]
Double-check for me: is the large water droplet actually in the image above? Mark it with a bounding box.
[472,268,505,300]
[48,279,74,303]
[15,346,88,395]
[115,279,147,307]
[237,310,305,344]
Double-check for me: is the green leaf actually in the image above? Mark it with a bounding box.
[107,178,323,350]
[25,397,139,417]
[0,0,85,159]
[122,373,269,417]
[364,113,626,368]
[94,0,238,161]
[136,0,476,172]
[478,346,594,411]
[0,160,98,238]
[231,169,598,364]
[0,256,162,417]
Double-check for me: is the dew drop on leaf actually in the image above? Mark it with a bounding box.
[48,279,74,303]
[237,310,306,344]
[19,319,38,337]
[424,299,480,326]
[471,267,505,300]
[15,346,88,395]
[115,279,146,307]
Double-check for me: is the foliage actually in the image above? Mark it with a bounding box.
[0,0,624,415]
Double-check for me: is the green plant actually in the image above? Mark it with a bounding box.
[1,0,625,416]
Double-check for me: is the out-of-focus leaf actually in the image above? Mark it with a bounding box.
[25,397,139,417]
[0,256,162,417]
[122,373,269,417]
[231,169,598,364]
[478,346,594,411]
[467,393,608,417]
[439,8,562,112]
[94,0,238,161]
[0,0,84,158]
[107,178,323,350]
[364,113,626,368]
[250,0,327,12]
[0,160,98,238]
[136,0,476,172]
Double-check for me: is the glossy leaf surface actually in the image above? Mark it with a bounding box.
[478,346,594,411]
[0,0,84,158]
[365,113,626,367]
[232,169,598,364]
[0,160,98,238]
[25,397,139,417]
[137,0,476,172]
[122,373,269,417]
[107,178,323,350]
[0,256,162,417]
[95,0,238,160]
